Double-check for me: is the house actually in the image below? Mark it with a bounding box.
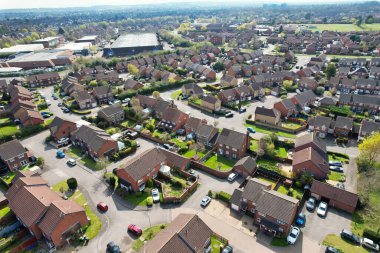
[184,117,203,134]
[6,175,88,248]
[71,125,119,159]
[254,107,281,125]
[292,146,329,180]
[18,109,44,127]
[339,94,380,114]
[0,140,29,172]
[307,116,333,138]
[11,99,36,116]
[233,156,257,178]
[61,76,84,96]
[273,99,298,118]
[116,148,189,192]
[310,180,358,214]
[358,120,380,141]
[196,124,219,148]
[49,117,78,140]
[145,213,217,253]
[158,107,189,133]
[124,79,144,91]
[333,116,353,137]
[218,89,238,104]
[181,83,204,98]
[0,79,11,93]
[299,77,318,91]
[97,104,125,124]
[318,97,336,107]
[10,85,32,103]
[216,128,249,160]
[73,91,97,109]
[200,95,221,112]
[291,90,316,109]
[92,86,113,104]
[220,74,238,88]
[25,73,61,87]
[230,178,299,236]
[235,85,253,101]
[294,133,327,157]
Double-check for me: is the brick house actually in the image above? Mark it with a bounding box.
[0,140,30,172]
[217,89,238,105]
[184,117,203,134]
[196,124,219,148]
[230,178,299,237]
[307,116,333,138]
[71,125,119,159]
[292,147,329,180]
[116,148,190,192]
[97,104,125,124]
[273,99,298,118]
[25,73,61,87]
[10,85,33,103]
[73,91,97,109]
[294,133,327,157]
[6,176,88,248]
[333,116,353,137]
[92,86,113,104]
[181,83,204,98]
[291,90,316,109]
[233,156,257,178]
[18,109,44,127]
[200,95,221,112]
[254,107,281,126]
[299,77,318,91]
[124,79,143,91]
[220,74,238,88]
[157,107,189,133]
[339,94,380,114]
[216,128,249,160]
[49,117,78,140]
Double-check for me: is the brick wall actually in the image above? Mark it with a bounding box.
[191,161,232,179]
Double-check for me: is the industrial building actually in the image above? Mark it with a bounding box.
[58,42,92,55]
[103,33,163,57]
[0,44,44,54]
[75,35,98,45]
[31,36,60,48]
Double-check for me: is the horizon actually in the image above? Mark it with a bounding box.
[0,0,371,10]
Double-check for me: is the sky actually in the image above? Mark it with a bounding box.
[0,0,361,9]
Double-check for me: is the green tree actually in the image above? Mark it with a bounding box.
[89,80,98,87]
[127,64,139,75]
[325,63,337,79]
[36,157,45,168]
[315,86,325,96]
[152,91,160,99]
[67,178,78,190]
[212,61,224,72]
[358,132,380,171]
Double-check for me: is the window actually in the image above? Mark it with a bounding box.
[21,160,28,166]
[232,153,237,159]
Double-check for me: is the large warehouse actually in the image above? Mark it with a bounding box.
[103,33,163,57]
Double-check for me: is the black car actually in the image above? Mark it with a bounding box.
[107,241,121,253]
[238,107,247,113]
[340,229,361,245]
[225,112,234,118]
[325,246,341,253]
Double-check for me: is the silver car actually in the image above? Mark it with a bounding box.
[201,196,211,207]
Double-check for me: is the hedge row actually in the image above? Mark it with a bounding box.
[218,191,232,203]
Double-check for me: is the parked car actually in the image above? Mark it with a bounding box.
[306,197,316,211]
[340,229,361,245]
[362,238,379,251]
[329,166,344,173]
[56,150,65,158]
[57,138,69,146]
[222,245,233,253]
[97,202,109,212]
[67,159,76,166]
[329,161,343,167]
[42,114,51,119]
[106,241,120,253]
[63,108,70,113]
[296,213,306,226]
[227,172,238,182]
[200,196,211,207]
[247,127,256,133]
[317,201,328,217]
[163,143,172,150]
[238,107,247,113]
[225,112,234,118]
[325,246,341,253]
[287,226,300,244]
[151,188,160,203]
[128,224,142,236]
[188,169,199,178]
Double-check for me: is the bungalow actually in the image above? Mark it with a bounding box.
[216,128,249,160]
[158,107,189,133]
[73,91,97,109]
[97,104,125,124]
[49,117,78,141]
[123,79,144,91]
[92,86,113,104]
[233,156,257,178]
[0,140,30,172]
[196,124,219,148]
[307,116,333,138]
[254,107,281,126]
[333,116,353,137]
[230,178,299,236]
[200,95,221,112]
[273,99,298,118]
[116,147,189,192]
[71,125,119,159]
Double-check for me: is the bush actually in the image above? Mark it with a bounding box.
[67,177,78,190]
[218,191,232,203]
[146,197,153,206]
[146,178,153,188]
[363,229,380,245]
[247,114,252,119]
[37,102,48,110]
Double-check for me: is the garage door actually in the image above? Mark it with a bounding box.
[231,204,239,211]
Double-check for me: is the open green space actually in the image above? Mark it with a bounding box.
[203,155,235,171]
[182,149,207,159]
[0,125,20,138]
[323,234,369,253]
[132,224,168,251]
[52,181,102,240]
[300,23,380,32]
[170,89,182,100]
[245,123,295,139]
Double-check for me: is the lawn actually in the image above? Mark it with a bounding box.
[163,182,184,197]
[276,184,304,199]
[244,123,295,139]
[106,127,121,135]
[67,146,82,159]
[132,224,168,251]
[182,149,207,159]
[1,165,30,185]
[271,237,288,247]
[67,147,109,171]
[257,158,280,173]
[328,171,346,182]
[276,147,287,159]
[210,235,227,253]
[170,138,188,149]
[250,139,258,152]
[52,181,102,240]
[328,152,350,163]
[121,119,136,128]
[0,206,11,219]
[277,185,289,194]
[0,125,20,138]
[124,190,151,206]
[322,234,369,253]
[282,121,303,130]
[0,118,11,124]
[255,176,277,188]
[300,23,380,32]
[203,155,235,172]
[170,89,182,100]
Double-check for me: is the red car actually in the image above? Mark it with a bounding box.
[97,202,108,212]
[128,224,142,236]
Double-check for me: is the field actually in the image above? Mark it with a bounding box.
[300,23,380,32]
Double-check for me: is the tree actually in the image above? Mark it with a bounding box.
[89,80,98,87]
[365,15,374,24]
[212,61,224,72]
[67,178,78,190]
[356,16,363,27]
[325,63,337,79]
[36,157,45,168]
[127,64,139,75]
[96,159,108,172]
[358,132,380,171]
[305,13,312,20]
[315,86,325,96]
[109,177,116,189]
[152,91,160,99]
[58,27,65,35]
[300,171,313,186]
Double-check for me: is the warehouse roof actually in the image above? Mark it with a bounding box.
[110,33,160,49]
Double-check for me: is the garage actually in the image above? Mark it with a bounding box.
[310,180,359,214]
[230,188,243,212]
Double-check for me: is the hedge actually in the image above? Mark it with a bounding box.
[37,102,48,111]
[72,109,91,115]
[218,191,232,203]
[363,229,380,245]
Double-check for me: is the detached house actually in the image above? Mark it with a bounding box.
[92,86,113,104]
[233,156,257,178]
[254,107,281,126]
[158,107,189,133]
[73,91,97,109]
[49,117,77,141]
[274,99,298,118]
[0,140,30,172]
[307,116,333,138]
[220,74,238,88]
[196,124,219,148]
[97,104,125,124]
[181,83,204,98]
[216,128,249,160]
[200,95,221,112]
[124,79,143,91]
[116,148,189,192]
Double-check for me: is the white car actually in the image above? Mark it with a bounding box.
[67,159,76,166]
[227,172,238,182]
[317,201,328,217]
[57,138,69,146]
[200,196,212,207]
[287,226,300,244]
[362,238,379,251]
[151,188,160,203]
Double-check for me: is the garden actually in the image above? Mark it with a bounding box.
[244,123,296,139]
[276,183,304,200]
[203,154,235,172]
[66,146,111,171]
[132,224,168,251]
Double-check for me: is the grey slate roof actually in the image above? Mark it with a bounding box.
[71,125,115,153]
[217,128,247,149]
[255,107,280,118]
[0,140,26,161]
[98,104,124,117]
[334,116,353,130]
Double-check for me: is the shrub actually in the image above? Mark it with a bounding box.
[37,102,48,110]
[146,178,153,188]
[146,197,153,206]
[248,114,252,119]
[287,188,294,197]
[218,191,232,203]
[67,178,78,190]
